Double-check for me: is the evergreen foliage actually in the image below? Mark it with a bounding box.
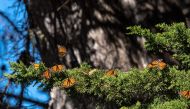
[4,23,190,108]
[127,23,190,70]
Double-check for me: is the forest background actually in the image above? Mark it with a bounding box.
[0,0,190,109]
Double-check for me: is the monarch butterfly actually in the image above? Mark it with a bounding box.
[42,70,51,79]
[147,59,167,70]
[50,65,65,72]
[179,90,190,99]
[105,69,117,77]
[58,45,67,57]
[62,77,76,88]
[33,63,40,70]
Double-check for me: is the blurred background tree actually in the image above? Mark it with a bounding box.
[1,0,190,108]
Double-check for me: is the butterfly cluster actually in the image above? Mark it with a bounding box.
[32,46,77,88]
[37,64,65,79]
[33,63,76,88]
[147,59,167,70]
[61,69,118,88]
[32,59,182,91]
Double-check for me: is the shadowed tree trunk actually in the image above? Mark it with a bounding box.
[28,0,149,70]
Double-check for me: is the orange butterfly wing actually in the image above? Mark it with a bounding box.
[58,46,67,57]
[147,59,166,70]
[51,65,64,72]
[151,60,160,65]
[186,91,190,99]
[179,91,190,99]
[33,63,40,70]
[62,78,76,88]
[42,70,51,79]
[158,62,167,70]
[147,60,158,68]
[147,63,153,68]
[105,69,117,77]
